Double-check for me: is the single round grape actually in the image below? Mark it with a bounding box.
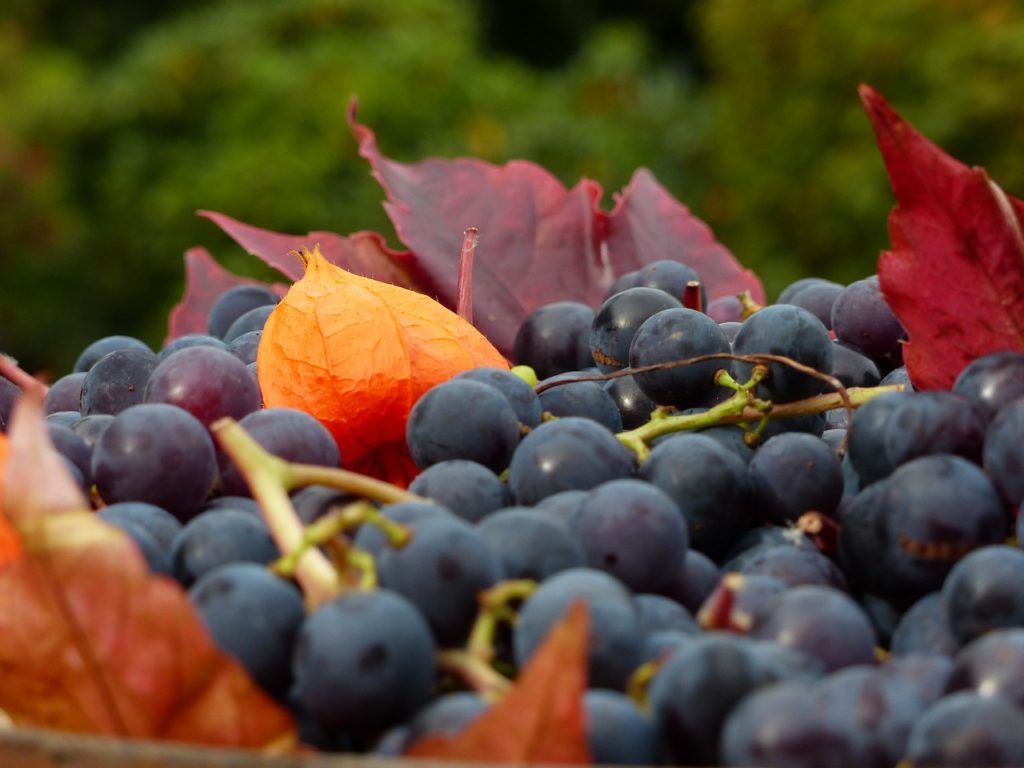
[903,691,1024,768]
[407,459,508,523]
[748,432,843,525]
[73,335,152,373]
[476,507,585,581]
[189,562,304,699]
[628,307,732,408]
[732,303,834,403]
[882,390,987,470]
[536,374,623,432]
[91,403,217,522]
[890,591,961,657]
[158,333,228,361]
[507,417,635,505]
[406,379,521,473]
[830,341,881,388]
[291,588,436,735]
[569,478,688,593]
[43,372,86,414]
[602,374,658,430]
[946,628,1024,708]
[846,389,910,485]
[783,280,843,329]
[952,349,1024,419]
[144,345,262,427]
[97,501,183,552]
[981,399,1024,507]
[225,330,262,366]
[942,545,1024,646]
[830,276,906,358]
[207,284,279,340]
[752,585,876,672]
[455,366,543,427]
[170,509,280,587]
[79,347,159,416]
[583,689,660,767]
[512,301,595,380]
[223,304,275,343]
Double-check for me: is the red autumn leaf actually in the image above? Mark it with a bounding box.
[407,601,592,764]
[348,98,762,356]
[861,84,1024,390]
[165,246,288,342]
[0,388,296,749]
[198,210,435,292]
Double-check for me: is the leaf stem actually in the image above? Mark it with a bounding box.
[456,227,478,323]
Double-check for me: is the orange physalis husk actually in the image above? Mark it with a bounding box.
[0,431,21,566]
[256,245,510,487]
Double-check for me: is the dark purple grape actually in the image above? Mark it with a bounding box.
[189,562,304,699]
[144,345,262,428]
[982,399,1024,507]
[70,413,113,450]
[79,347,159,416]
[708,296,744,324]
[719,680,844,768]
[603,374,658,429]
[890,592,961,657]
[611,260,706,307]
[376,515,502,646]
[533,489,588,527]
[752,585,876,672]
[882,390,988,470]
[406,379,520,473]
[218,407,341,497]
[655,548,722,614]
[207,284,279,340]
[170,509,279,587]
[569,479,688,593]
[514,568,643,690]
[43,372,86,414]
[727,543,849,592]
[651,634,823,766]
[846,389,910,485]
[97,501,183,552]
[627,307,732,408]
[635,593,698,636]
[903,691,1024,768]
[953,349,1024,419]
[942,545,1024,645]
[536,374,623,432]
[285,486,352,526]
[46,410,80,428]
[159,333,229,361]
[590,287,683,373]
[777,276,834,304]
[73,335,152,373]
[201,495,263,517]
[583,690,660,766]
[223,304,274,343]
[513,301,595,380]
[225,330,262,366]
[408,459,508,523]
[119,523,173,576]
[507,417,635,505]
[91,403,217,522]
[732,304,834,403]
[783,280,843,329]
[885,653,955,706]
[352,501,454,557]
[749,432,843,525]
[47,423,92,486]
[476,507,585,581]
[838,455,1007,607]
[946,628,1024,708]
[292,588,436,735]
[831,340,881,388]
[639,433,752,559]
[830,276,906,358]
[455,366,543,428]
[880,364,915,390]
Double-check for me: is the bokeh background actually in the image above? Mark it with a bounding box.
[4,0,1024,375]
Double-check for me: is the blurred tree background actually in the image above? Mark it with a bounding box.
[3,0,1024,374]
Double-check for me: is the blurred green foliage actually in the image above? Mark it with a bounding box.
[3,0,1024,374]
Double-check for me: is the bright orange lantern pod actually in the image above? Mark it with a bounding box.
[256,245,510,486]
[0,431,21,565]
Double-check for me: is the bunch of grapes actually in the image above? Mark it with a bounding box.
[7,262,1024,768]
